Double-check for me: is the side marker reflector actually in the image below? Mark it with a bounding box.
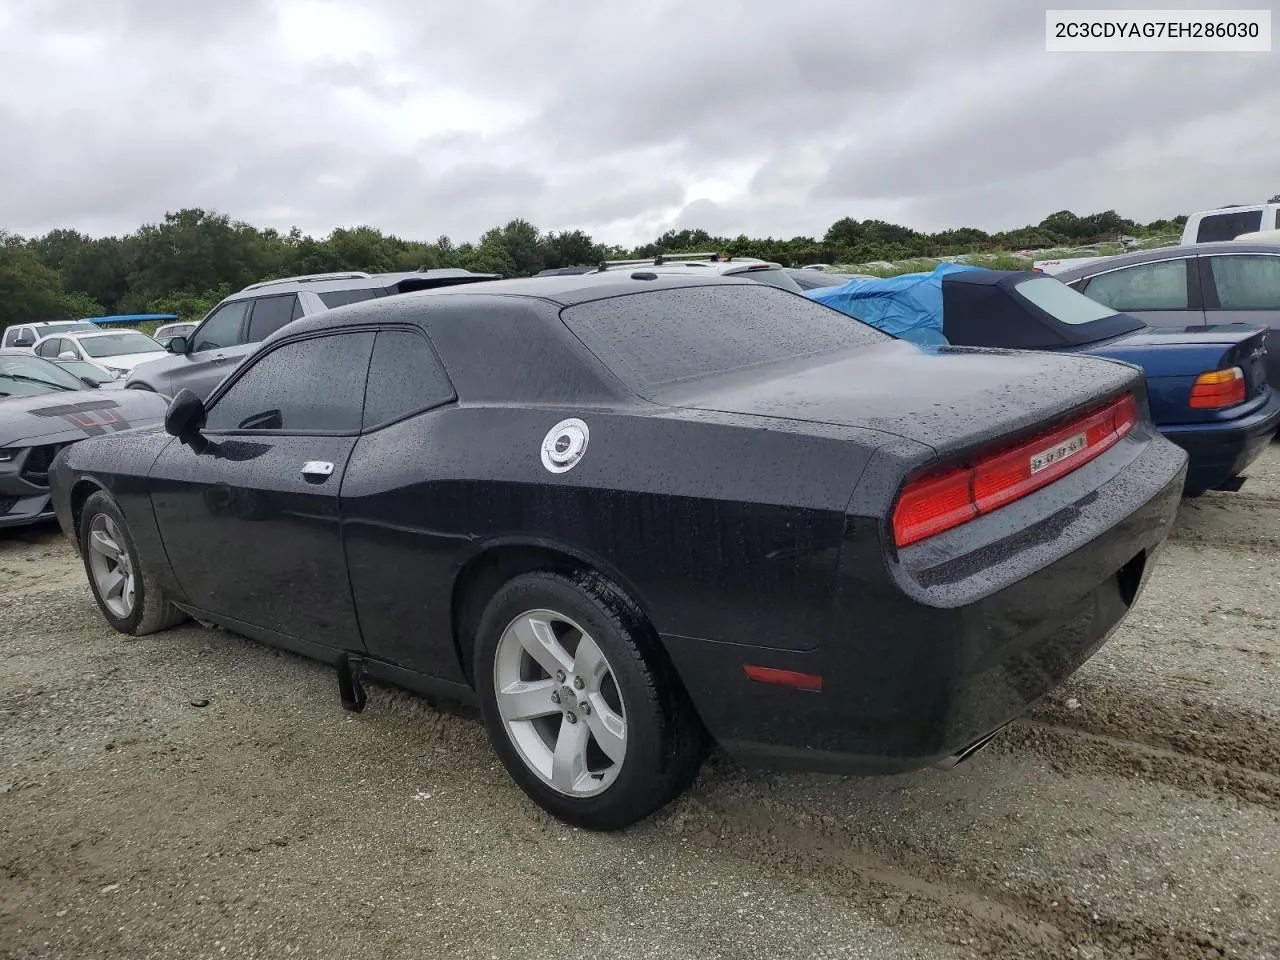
[743,664,823,693]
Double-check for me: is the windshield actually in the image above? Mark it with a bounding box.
[0,354,86,395]
[39,322,99,335]
[57,359,114,385]
[561,284,888,392]
[79,332,164,358]
[1014,276,1120,324]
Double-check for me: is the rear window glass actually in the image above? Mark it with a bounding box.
[561,285,887,390]
[319,288,382,309]
[1196,210,1263,243]
[1014,277,1119,324]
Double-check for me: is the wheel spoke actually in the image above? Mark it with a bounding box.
[496,678,560,722]
[551,716,590,792]
[123,577,136,612]
[572,633,609,691]
[100,570,126,601]
[585,696,626,765]
[89,529,119,559]
[513,615,574,678]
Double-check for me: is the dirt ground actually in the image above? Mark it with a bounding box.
[2,445,1279,960]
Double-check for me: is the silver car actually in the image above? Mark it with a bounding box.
[124,268,500,399]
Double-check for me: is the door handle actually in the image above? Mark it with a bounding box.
[211,354,227,364]
[301,460,334,480]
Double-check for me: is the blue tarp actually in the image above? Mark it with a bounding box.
[804,263,984,345]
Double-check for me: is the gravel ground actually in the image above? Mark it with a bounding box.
[2,444,1279,960]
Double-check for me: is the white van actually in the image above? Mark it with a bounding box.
[1181,204,1280,245]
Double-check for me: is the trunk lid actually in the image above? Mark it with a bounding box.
[665,340,1140,457]
[1077,323,1270,422]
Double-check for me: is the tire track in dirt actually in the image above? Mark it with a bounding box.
[1030,682,1280,778]
[1171,493,1280,550]
[999,719,1280,812]
[671,770,1260,960]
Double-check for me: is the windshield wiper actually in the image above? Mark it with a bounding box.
[0,374,74,391]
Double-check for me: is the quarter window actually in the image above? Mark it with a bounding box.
[362,330,456,431]
[1083,260,1189,311]
[1208,255,1280,310]
[192,301,251,352]
[203,332,375,434]
[246,294,301,342]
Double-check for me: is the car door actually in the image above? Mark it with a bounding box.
[338,328,462,680]
[148,329,376,651]
[1076,256,1206,329]
[169,299,254,398]
[1198,251,1280,387]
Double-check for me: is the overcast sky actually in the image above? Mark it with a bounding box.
[1,0,1276,246]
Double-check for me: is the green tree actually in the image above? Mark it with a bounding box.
[0,232,103,331]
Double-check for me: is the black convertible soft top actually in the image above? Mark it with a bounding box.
[941,270,1146,350]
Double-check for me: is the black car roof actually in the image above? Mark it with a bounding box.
[1052,241,1280,281]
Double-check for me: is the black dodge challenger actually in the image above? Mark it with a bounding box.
[50,273,1188,829]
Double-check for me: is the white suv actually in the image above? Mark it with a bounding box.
[2,320,100,350]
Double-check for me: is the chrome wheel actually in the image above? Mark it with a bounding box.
[493,609,628,797]
[87,513,135,619]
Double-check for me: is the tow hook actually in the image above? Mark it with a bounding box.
[337,653,368,713]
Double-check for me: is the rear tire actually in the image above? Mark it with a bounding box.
[79,491,187,636]
[474,571,705,830]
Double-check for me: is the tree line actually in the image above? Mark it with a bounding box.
[1,206,1188,329]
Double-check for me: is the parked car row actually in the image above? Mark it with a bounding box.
[805,263,1280,496]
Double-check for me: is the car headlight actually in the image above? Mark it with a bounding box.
[105,366,129,378]
[0,448,16,462]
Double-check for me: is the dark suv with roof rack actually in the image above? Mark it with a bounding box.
[123,268,500,399]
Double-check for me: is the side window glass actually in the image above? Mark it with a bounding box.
[36,339,60,358]
[1083,260,1189,311]
[290,297,305,322]
[192,301,251,352]
[1195,210,1262,243]
[362,330,456,431]
[246,295,300,342]
[204,332,375,434]
[1209,256,1280,310]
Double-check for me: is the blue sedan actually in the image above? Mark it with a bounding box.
[807,265,1280,496]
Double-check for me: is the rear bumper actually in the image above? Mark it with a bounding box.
[1160,390,1280,492]
[663,437,1186,775]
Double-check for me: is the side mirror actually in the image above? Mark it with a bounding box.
[58,350,77,361]
[13,338,33,348]
[165,388,208,452]
[79,376,100,388]
[166,335,189,354]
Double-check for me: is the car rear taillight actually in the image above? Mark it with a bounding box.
[892,393,1139,548]
[1188,367,1246,409]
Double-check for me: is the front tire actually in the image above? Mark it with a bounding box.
[79,491,187,636]
[474,571,705,831]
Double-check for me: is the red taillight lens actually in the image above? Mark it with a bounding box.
[1188,367,1246,409]
[892,393,1139,548]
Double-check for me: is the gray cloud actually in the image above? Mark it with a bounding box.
[1,0,1276,246]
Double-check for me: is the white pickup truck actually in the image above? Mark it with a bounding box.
[1181,204,1280,245]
